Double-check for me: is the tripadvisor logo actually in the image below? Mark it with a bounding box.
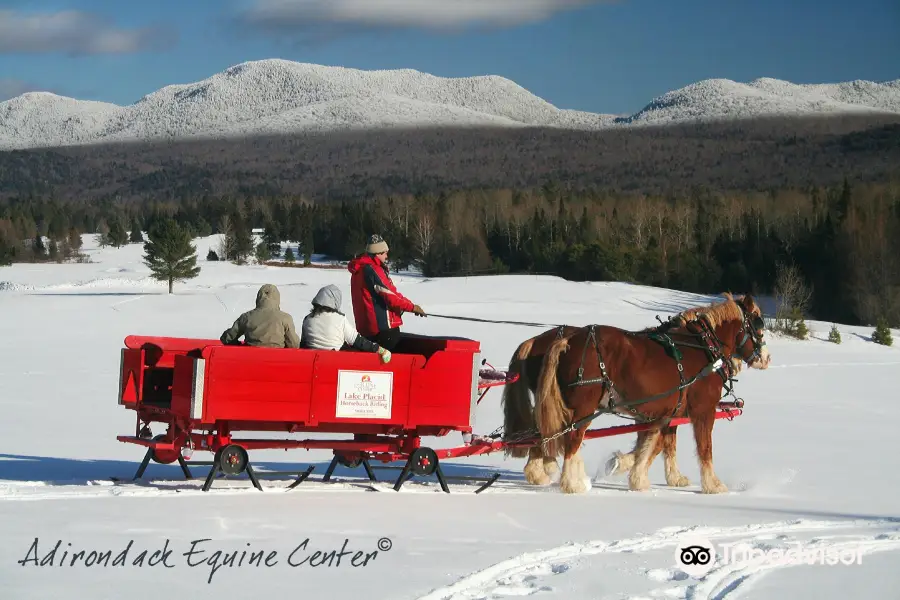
[674,537,716,578]
[675,536,865,578]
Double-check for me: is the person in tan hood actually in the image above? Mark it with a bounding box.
[220,284,300,348]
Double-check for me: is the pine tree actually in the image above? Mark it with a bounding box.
[284,246,295,263]
[231,221,254,265]
[108,220,129,247]
[872,317,893,347]
[143,219,201,294]
[129,218,144,243]
[68,227,83,251]
[255,241,271,264]
[827,323,841,344]
[303,226,314,266]
[0,232,12,266]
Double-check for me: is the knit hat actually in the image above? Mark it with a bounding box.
[366,234,389,254]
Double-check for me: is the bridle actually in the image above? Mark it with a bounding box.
[735,303,767,367]
[681,303,766,377]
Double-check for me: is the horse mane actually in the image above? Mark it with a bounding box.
[642,293,746,333]
[679,293,745,328]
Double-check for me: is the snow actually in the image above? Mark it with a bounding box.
[1,234,899,599]
[2,59,898,150]
[618,77,900,125]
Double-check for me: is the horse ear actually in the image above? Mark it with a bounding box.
[741,294,755,309]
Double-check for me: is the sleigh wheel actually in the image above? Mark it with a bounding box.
[218,444,249,475]
[337,455,363,469]
[410,447,439,476]
[150,434,179,465]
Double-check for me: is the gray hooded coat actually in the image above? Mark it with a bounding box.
[301,284,379,352]
[221,284,300,348]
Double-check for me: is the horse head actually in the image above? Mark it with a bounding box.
[678,293,771,371]
[733,293,771,369]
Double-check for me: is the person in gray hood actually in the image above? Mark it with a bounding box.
[301,284,392,363]
[220,284,300,348]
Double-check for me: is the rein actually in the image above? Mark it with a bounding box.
[425,313,567,329]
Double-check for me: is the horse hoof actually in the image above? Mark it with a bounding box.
[559,479,589,494]
[543,459,560,477]
[524,469,552,486]
[667,475,690,487]
[628,476,651,492]
[702,482,729,494]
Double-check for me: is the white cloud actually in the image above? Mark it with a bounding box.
[239,0,608,32]
[0,10,176,55]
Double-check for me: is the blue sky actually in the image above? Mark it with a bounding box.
[1,0,897,114]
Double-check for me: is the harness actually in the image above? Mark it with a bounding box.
[557,308,764,437]
[493,308,766,448]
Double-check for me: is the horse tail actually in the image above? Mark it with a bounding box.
[501,337,537,458]
[535,336,573,458]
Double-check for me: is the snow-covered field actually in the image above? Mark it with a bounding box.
[1,234,899,599]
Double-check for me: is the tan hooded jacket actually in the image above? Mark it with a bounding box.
[220,284,300,348]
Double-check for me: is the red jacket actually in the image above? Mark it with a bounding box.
[348,254,415,337]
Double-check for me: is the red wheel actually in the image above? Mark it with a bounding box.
[410,448,439,476]
[150,434,179,464]
[218,444,249,475]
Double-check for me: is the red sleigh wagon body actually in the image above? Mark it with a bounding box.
[116,334,509,491]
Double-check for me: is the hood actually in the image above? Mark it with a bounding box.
[311,284,343,313]
[347,254,376,274]
[255,284,281,309]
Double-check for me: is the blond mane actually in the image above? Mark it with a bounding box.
[677,293,748,328]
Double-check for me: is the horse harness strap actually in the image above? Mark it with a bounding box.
[565,316,738,427]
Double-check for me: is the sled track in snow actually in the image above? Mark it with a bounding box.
[415,518,900,600]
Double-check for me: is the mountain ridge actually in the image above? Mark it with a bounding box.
[1,58,898,150]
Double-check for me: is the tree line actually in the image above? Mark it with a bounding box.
[2,176,898,329]
[2,114,899,204]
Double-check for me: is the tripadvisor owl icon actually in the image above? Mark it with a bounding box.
[675,537,717,578]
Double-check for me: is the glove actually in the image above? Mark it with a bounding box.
[377,346,392,364]
[412,305,427,317]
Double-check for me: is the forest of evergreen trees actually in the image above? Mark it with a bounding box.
[2,178,898,329]
[1,115,899,330]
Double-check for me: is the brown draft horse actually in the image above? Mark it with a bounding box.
[530,293,770,494]
[500,296,750,487]
[501,325,582,484]
[500,313,708,485]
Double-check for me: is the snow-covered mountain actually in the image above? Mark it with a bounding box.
[1,59,899,150]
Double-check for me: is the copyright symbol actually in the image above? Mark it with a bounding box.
[378,537,392,552]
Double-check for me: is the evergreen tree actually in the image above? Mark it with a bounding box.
[303,226,314,266]
[231,221,254,265]
[68,227,83,251]
[872,317,893,346]
[0,234,12,266]
[108,220,129,247]
[284,246,295,263]
[827,324,841,344]
[31,234,45,258]
[129,217,144,243]
[143,219,201,294]
[255,241,272,264]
